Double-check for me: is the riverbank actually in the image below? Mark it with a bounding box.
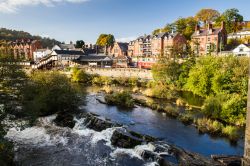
[69,67,244,142]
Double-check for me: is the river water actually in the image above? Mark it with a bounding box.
[4,88,244,166]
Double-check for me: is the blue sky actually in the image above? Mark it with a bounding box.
[0,0,250,44]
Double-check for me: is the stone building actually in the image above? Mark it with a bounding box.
[9,39,42,60]
[191,22,227,56]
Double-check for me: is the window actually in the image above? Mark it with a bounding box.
[208,37,210,42]
[239,48,244,52]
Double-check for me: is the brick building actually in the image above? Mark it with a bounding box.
[191,22,227,56]
[128,32,186,68]
[108,42,129,68]
[8,39,42,60]
[109,42,128,57]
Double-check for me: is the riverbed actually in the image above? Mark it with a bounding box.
[4,87,244,165]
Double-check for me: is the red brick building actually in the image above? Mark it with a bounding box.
[108,42,129,68]
[128,32,186,68]
[191,22,227,55]
[9,39,42,60]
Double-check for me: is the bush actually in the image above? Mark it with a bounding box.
[222,125,240,141]
[195,118,223,134]
[179,114,193,125]
[72,68,91,83]
[22,71,79,119]
[221,94,246,126]
[143,84,177,99]
[202,95,225,119]
[105,91,135,108]
[92,76,112,86]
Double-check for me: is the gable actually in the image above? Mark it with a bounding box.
[233,44,250,53]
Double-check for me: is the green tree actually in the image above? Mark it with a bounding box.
[152,58,181,85]
[174,17,198,40]
[215,8,244,33]
[75,40,85,49]
[22,71,79,119]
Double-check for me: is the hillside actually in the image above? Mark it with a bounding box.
[0,28,61,48]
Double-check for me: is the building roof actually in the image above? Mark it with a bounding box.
[192,28,222,37]
[10,39,39,45]
[117,42,128,52]
[59,44,76,50]
[54,50,85,56]
[77,54,112,62]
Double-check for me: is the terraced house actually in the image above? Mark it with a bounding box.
[0,39,41,60]
[128,32,186,68]
[191,22,227,55]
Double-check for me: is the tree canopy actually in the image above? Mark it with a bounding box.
[96,34,115,47]
[75,40,85,48]
[215,8,244,33]
[195,8,220,25]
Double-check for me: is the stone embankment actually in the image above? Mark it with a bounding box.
[84,68,153,80]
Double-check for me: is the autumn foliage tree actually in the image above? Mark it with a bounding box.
[195,8,220,26]
[96,34,115,54]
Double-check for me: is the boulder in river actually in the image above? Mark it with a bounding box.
[80,112,121,132]
[54,112,75,128]
[111,128,145,148]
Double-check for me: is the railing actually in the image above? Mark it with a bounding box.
[32,55,58,69]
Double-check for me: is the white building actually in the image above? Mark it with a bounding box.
[228,29,250,40]
[232,44,250,57]
[33,49,52,61]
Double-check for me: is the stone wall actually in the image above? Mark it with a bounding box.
[84,68,153,80]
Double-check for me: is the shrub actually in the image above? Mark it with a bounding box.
[221,94,246,126]
[72,69,91,83]
[222,126,240,141]
[128,77,139,87]
[179,114,193,125]
[202,95,225,119]
[92,76,112,86]
[105,91,135,108]
[195,118,223,134]
[22,71,79,119]
[143,84,177,99]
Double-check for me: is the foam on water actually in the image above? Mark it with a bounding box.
[5,115,69,146]
[73,117,117,146]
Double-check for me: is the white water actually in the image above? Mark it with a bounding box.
[5,115,159,166]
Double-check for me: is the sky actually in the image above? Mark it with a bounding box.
[0,0,250,44]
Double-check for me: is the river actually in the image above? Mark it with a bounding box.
[4,87,244,165]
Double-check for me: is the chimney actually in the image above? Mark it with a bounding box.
[195,24,200,32]
[208,23,213,34]
[221,21,226,30]
[208,23,213,30]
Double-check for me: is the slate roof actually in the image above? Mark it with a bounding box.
[117,42,128,52]
[192,28,222,37]
[54,50,85,56]
[59,44,76,50]
[77,54,112,62]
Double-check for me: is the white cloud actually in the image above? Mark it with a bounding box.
[0,0,89,13]
[116,36,137,43]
